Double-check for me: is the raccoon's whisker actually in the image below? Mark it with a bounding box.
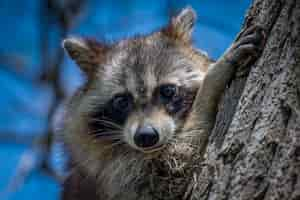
[89,118,123,130]
[101,140,126,151]
[87,127,122,135]
[89,134,123,142]
[91,130,123,136]
[88,129,123,135]
[91,134,122,140]
[94,117,122,126]
[93,132,122,137]
[93,136,122,142]
[101,117,124,127]
[89,120,120,130]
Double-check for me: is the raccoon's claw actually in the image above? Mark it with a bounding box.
[224,25,266,67]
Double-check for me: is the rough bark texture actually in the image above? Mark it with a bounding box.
[190,0,300,199]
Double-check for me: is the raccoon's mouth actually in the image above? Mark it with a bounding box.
[138,144,166,154]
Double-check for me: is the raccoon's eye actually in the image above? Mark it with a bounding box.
[112,93,133,112]
[159,84,177,100]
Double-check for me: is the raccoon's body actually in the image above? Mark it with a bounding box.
[62,7,265,200]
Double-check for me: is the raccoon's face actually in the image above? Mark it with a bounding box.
[63,7,210,154]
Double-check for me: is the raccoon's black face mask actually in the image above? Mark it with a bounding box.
[63,7,210,153]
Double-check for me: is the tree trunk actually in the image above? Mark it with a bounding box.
[191,0,300,199]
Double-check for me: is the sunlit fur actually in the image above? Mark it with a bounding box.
[62,7,213,200]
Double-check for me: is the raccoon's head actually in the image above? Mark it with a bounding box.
[63,7,211,155]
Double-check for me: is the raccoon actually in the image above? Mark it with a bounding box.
[61,7,265,200]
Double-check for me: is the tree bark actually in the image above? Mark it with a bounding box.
[191,0,300,199]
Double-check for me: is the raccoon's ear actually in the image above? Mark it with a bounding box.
[162,7,196,44]
[63,37,109,77]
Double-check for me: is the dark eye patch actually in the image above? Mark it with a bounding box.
[155,84,197,118]
[112,93,134,114]
[102,92,134,124]
[159,84,177,102]
[87,92,134,138]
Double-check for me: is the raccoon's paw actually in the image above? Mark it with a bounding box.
[224,25,266,69]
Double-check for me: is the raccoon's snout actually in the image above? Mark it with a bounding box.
[134,125,159,148]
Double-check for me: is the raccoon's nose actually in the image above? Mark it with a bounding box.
[134,125,159,148]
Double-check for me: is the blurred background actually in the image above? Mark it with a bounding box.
[0,0,251,199]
